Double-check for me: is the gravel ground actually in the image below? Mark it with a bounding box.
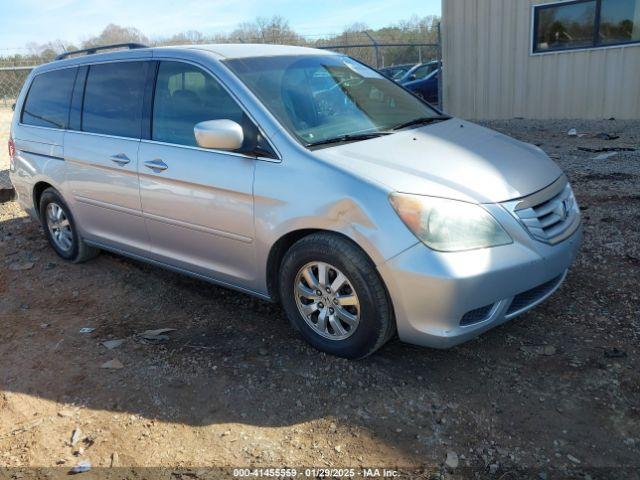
[0,118,639,479]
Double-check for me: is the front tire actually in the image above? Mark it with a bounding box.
[279,233,395,359]
[39,188,98,263]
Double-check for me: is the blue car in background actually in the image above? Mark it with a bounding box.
[381,61,441,105]
[379,63,417,81]
[402,61,441,105]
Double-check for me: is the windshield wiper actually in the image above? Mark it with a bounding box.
[392,116,449,131]
[306,131,393,148]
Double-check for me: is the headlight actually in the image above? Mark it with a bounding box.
[389,193,512,252]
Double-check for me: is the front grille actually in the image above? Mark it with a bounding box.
[504,176,580,244]
[460,303,494,326]
[506,274,564,315]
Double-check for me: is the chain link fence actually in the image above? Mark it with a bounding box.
[228,30,441,70]
[313,30,440,70]
[0,29,441,110]
[0,62,38,108]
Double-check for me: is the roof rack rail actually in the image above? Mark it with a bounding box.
[55,43,148,61]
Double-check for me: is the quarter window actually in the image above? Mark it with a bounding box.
[22,68,77,129]
[152,61,245,147]
[533,0,640,52]
[82,62,146,138]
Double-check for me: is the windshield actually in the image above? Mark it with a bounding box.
[408,62,440,81]
[224,55,441,146]
[382,65,411,80]
[391,67,411,79]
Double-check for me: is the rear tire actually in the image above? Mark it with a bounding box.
[39,188,98,263]
[279,232,395,359]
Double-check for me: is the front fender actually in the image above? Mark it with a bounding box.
[252,154,419,294]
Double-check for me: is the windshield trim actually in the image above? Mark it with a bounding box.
[222,54,444,150]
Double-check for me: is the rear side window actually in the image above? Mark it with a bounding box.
[82,62,146,138]
[21,68,77,129]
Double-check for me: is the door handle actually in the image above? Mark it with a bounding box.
[144,159,168,172]
[110,153,130,166]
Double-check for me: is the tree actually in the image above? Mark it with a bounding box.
[81,24,149,48]
[25,40,67,60]
[5,14,442,68]
[229,16,305,45]
[161,30,206,46]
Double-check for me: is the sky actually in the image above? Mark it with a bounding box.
[0,0,441,53]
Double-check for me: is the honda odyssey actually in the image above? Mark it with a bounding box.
[8,43,581,358]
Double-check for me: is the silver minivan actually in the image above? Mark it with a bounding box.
[9,43,581,358]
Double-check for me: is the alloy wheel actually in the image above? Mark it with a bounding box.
[294,261,361,341]
[46,202,73,252]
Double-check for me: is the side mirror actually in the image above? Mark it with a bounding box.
[409,74,417,81]
[194,120,244,151]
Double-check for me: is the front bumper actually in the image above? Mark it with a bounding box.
[378,222,582,349]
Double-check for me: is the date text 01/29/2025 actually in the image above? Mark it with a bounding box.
[232,468,400,477]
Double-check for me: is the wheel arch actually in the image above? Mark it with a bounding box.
[265,228,387,305]
[33,181,55,218]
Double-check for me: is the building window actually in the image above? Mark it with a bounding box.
[533,0,640,53]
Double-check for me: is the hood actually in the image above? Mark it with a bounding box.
[313,119,563,204]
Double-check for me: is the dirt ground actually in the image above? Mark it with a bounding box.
[0,108,11,171]
[1,117,639,479]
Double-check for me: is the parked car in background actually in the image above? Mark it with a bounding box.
[400,61,441,104]
[379,63,416,81]
[9,44,581,359]
[396,61,440,84]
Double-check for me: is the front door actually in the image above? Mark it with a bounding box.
[138,61,257,288]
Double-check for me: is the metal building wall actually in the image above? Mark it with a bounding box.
[441,0,640,119]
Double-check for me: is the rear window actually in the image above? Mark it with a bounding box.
[21,68,77,129]
[82,62,146,138]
